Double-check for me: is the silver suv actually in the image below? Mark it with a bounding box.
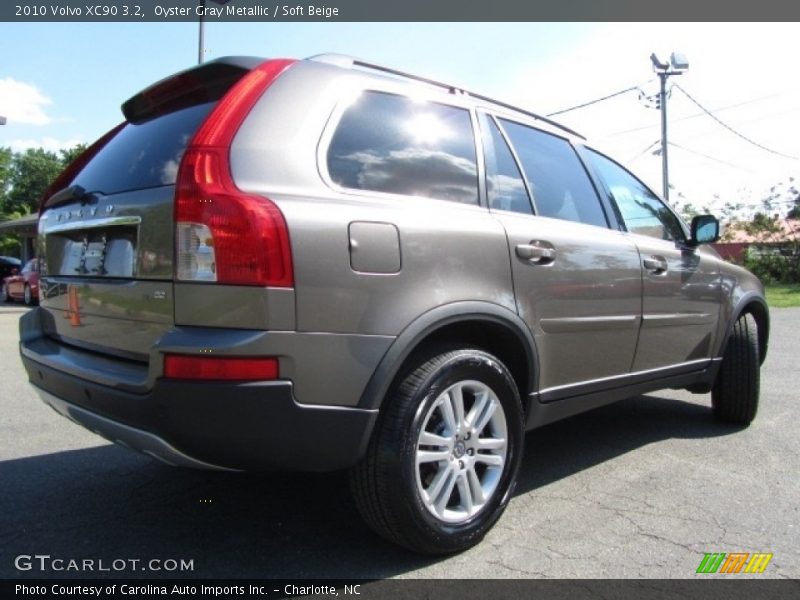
[20,55,769,554]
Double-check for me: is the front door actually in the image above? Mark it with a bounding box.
[581,149,721,373]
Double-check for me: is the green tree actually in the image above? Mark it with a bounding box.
[786,177,800,219]
[0,143,87,257]
[5,148,63,215]
[59,143,87,167]
[721,182,800,283]
[0,147,13,212]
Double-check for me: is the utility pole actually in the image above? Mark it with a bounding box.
[198,0,206,64]
[650,52,689,201]
[657,69,669,201]
[198,0,232,64]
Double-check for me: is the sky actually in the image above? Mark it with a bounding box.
[1,21,799,216]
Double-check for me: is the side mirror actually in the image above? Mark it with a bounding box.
[690,215,720,246]
[10,268,19,276]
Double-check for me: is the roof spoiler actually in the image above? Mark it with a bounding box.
[122,56,265,124]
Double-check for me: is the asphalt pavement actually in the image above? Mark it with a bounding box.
[1,304,798,579]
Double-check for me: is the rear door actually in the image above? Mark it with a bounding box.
[581,149,721,372]
[37,61,256,361]
[480,113,643,398]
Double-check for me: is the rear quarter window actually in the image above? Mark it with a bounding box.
[326,91,479,205]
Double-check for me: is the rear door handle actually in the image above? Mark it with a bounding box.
[516,242,555,264]
[643,255,668,273]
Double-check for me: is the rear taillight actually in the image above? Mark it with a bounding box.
[175,59,295,287]
[164,354,279,381]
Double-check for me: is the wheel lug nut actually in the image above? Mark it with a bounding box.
[464,432,471,440]
[467,448,474,456]
[458,460,464,469]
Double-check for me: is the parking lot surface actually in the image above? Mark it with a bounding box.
[1,304,798,578]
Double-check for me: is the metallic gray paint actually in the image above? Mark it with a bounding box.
[497,211,642,390]
[632,238,721,372]
[348,221,401,274]
[27,56,770,467]
[174,285,296,331]
[358,301,539,410]
[154,327,394,407]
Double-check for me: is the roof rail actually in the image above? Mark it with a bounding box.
[307,53,585,140]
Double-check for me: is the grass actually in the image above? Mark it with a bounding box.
[765,284,800,308]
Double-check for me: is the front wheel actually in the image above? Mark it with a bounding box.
[350,348,524,554]
[0,282,8,303]
[712,313,760,425]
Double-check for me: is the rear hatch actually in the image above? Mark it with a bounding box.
[37,58,263,363]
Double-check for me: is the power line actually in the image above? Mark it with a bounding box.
[603,89,794,138]
[546,83,650,117]
[672,83,799,161]
[627,140,660,162]
[667,141,755,173]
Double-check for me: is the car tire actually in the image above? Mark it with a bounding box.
[1,282,8,303]
[23,284,34,306]
[711,313,760,425]
[350,347,524,554]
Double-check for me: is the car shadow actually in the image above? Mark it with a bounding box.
[1,393,741,579]
[516,392,743,495]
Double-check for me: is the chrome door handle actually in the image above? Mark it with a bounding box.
[516,243,555,264]
[643,256,668,273]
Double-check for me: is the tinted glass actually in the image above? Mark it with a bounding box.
[327,91,478,205]
[499,119,608,228]
[71,102,215,195]
[481,115,531,214]
[22,259,36,274]
[585,149,684,241]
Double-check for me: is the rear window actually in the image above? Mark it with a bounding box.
[327,91,479,205]
[70,102,214,196]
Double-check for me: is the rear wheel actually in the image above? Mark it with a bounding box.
[350,348,523,554]
[712,313,760,425]
[0,282,8,303]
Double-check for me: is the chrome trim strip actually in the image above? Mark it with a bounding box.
[539,358,714,398]
[539,315,640,333]
[641,313,716,328]
[43,215,142,235]
[34,388,239,472]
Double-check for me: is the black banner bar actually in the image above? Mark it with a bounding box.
[5,579,800,600]
[3,0,800,22]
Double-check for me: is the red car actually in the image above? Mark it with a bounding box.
[1,258,39,305]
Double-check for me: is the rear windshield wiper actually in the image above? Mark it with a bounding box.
[43,185,97,211]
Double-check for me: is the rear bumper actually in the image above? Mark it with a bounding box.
[23,355,377,471]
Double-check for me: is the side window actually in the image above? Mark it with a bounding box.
[22,260,35,274]
[499,119,608,228]
[327,91,478,205]
[479,114,531,214]
[584,149,684,241]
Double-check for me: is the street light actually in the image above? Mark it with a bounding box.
[650,51,689,201]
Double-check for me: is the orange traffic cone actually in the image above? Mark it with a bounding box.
[66,286,82,326]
